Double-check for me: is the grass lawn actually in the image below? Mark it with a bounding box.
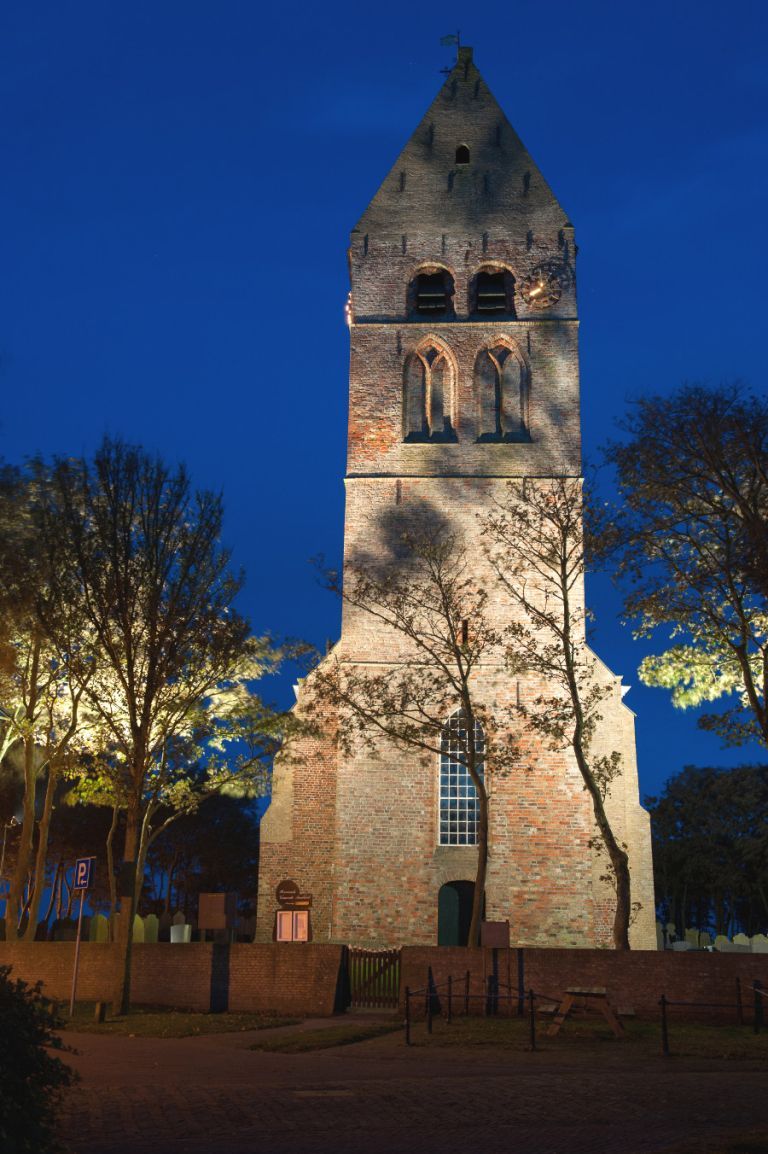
[59,1003,299,1038]
[404,1012,768,1060]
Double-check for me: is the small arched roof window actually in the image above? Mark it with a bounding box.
[409,268,455,317]
[471,267,516,316]
[455,144,470,165]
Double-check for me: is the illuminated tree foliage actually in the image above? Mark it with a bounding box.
[0,465,92,941]
[484,477,633,950]
[606,384,768,747]
[28,439,283,1011]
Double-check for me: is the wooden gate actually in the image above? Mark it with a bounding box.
[348,947,401,1009]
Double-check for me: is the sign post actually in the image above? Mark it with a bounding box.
[69,857,95,1017]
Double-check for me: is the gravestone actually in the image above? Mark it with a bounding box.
[132,915,145,943]
[655,921,665,950]
[684,928,699,947]
[170,923,191,943]
[751,934,768,953]
[671,940,692,951]
[714,934,735,951]
[89,913,110,942]
[733,932,751,951]
[143,913,159,943]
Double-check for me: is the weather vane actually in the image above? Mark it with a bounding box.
[439,31,460,73]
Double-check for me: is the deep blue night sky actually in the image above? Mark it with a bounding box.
[2,1,768,799]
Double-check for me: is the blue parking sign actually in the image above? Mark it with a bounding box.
[74,857,94,891]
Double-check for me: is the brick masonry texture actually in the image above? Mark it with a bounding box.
[0,942,345,1016]
[401,946,768,1021]
[256,47,656,950]
[2,941,765,1023]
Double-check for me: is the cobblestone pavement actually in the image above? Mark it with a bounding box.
[58,1018,768,1154]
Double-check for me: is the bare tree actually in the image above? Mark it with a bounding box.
[484,477,632,949]
[310,505,517,946]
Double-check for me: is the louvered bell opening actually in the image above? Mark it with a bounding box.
[476,271,507,312]
[415,273,448,314]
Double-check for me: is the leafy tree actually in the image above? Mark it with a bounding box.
[32,438,279,1011]
[647,764,768,937]
[309,503,517,947]
[0,466,92,941]
[0,965,75,1153]
[606,384,768,747]
[484,477,634,949]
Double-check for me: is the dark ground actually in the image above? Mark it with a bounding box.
[58,1014,768,1154]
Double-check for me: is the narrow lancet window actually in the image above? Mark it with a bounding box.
[475,344,529,442]
[403,345,456,442]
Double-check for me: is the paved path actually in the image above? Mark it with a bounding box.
[58,1017,768,1154]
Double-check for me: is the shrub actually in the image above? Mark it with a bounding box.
[0,964,77,1153]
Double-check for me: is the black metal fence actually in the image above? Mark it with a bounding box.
[404,966,768,1055]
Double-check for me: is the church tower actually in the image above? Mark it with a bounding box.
[257,48,656,950]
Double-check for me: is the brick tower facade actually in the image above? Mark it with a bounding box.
[256,47,656,950]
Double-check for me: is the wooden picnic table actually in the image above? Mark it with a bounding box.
[546,986,625,1038]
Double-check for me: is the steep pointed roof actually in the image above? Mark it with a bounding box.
[353,47,569,241]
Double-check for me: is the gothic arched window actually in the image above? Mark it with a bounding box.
[475,343,530,442]
[439,711,485,846]
[403,345,457,442]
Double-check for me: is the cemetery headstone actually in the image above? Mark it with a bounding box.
[89,913,110,942]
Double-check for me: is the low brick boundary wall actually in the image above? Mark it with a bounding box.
[401,947,768,1019]
[0,942,345,1015]
[3,942,767,1020]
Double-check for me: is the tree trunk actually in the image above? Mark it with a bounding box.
[115,800,141,1015]
[105,803,120,942]
[468,786,489,947]
[6,742,39,941]
[22,766,57,941]
[573,738,631,949]
[43,860,61,931]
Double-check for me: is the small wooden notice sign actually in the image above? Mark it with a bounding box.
[276,880,312,910]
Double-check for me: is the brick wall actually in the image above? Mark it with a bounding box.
[401,946,768,1019]
[0,943,345,1015]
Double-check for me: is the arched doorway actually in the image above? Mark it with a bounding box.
[438,880,477,946]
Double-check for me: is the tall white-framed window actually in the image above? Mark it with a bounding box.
[438,711,485,846]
